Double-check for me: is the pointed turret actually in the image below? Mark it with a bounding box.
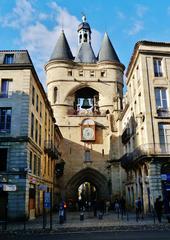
[98,33,120,63]
[75,43,96,63]
[49,31,74,61]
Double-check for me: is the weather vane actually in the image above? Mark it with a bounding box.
[81,12,86,22]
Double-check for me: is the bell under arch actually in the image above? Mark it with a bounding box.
[65,167,109,202]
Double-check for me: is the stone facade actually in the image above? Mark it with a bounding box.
[120,41,170,213]
[46,18,170,213]
[45,17,125,206]
[0,51,62,220]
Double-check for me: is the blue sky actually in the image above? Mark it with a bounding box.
[0,0,170,86]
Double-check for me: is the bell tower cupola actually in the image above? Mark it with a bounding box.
[78,15,91,45]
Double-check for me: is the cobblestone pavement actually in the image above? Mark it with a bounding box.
[1,211,170,233]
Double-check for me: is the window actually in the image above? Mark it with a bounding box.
[36,94,39,112]
[4,54,14,64]
[32,86,35,105]
[84,33,88,42]
[53,87,57,103]
[29,151,32,172]
[101,70,106,77]
[45,112,47,126]
[44,155,46,175]
[155,88,168,110]
[90,70,95,77]
[136,66,140,86]
[0,108,12,133]
[159,124,170,152]
[68,70,72,76]
[84,149,91,162]
[37,157,41,176]
[1,79,10,98]
[34,154,37,175]
[79,70,83,77]
[153,58,163,77]
[0,149,7,171]
[35,119,38,143]
[40,101,42,118]
[31,113,34,138]
[39,124,41,146]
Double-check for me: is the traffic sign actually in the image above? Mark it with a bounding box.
[44,192,51,209]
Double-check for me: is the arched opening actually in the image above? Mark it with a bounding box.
[74,87,99,115]
[84,33,88,42]
[79,34,82,44]
[65,168,109,210]
[77,182,97,211]
[53,87,58,103]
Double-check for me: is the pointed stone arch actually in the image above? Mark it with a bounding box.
[65,84,103,101]
[65,167,109,201]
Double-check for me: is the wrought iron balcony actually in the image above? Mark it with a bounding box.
[121,143,170,168]
[0,91,13,98]
[157,109,170,118]
[44,140,59,159]
[122,128,131,144]
[55,160,65,177]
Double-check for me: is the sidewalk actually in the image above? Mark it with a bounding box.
[1,211,170,233]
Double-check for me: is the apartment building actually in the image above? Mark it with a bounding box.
[120,41,170,213]
[0,50,62,220]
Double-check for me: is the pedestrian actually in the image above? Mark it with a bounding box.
[135,197,143,221]
[114,199,120,214]
[154,195,163,223]
[120,196,126,216]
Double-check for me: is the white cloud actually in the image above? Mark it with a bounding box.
[0,0,102,86]
[136,4,148,18]
[0,0,34,28]
[128,21,144,35]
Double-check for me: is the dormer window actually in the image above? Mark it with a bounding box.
[79,70,84,77]
[101,70,106,77]
[4,54,14,64]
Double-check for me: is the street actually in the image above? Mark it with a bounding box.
[1,230,170,240]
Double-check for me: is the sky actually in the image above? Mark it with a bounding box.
[0,0,170,87]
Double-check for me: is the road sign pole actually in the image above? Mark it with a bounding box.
[50,191,53,230]
[43,191,46,229]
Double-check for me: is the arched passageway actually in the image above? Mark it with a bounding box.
[65,168,109,208]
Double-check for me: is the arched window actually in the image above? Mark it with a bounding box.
[53,87,58,103]
[79,34,82,43]
[84,33,87,42]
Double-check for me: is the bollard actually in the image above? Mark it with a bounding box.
[80,212,84,221]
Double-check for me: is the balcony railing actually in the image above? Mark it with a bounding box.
[44,140,59,159]
[67,109,105,117]
[0,91,13,98]
[157,109,170,118]
[122,128,131,144]
[121,143,170,168]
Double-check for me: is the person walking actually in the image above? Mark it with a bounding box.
[154,195,163,223]
[135,197,143,221]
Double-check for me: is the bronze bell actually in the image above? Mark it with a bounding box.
[81,98,91,109]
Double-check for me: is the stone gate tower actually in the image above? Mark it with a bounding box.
[45,16,125,204]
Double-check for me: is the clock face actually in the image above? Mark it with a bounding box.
[82,127,94,140]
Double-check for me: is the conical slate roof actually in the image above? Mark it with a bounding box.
[74,43,96,63]
[49,31,74,61]
[98,33,120,63]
